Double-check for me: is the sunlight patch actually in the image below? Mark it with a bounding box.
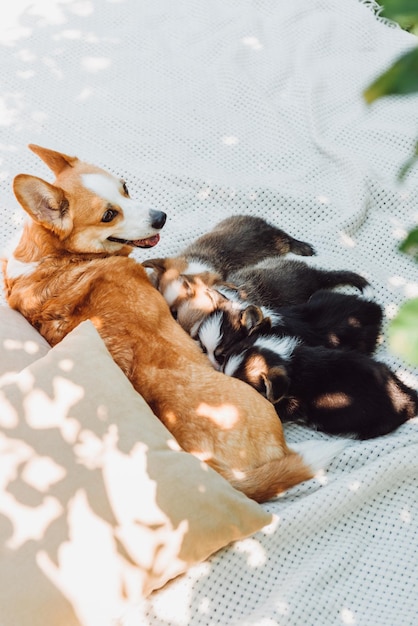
[317,195,330,204]
[3,493,62,550]
[143,562,212,626]
[81,56,111,72]
[0,391,19,427]
[22,455,66,492]
[24,376,85,430]
[196,402,240,429]
[341,607,356,624]
[4,338,41,355]
[37,489,141,624]
[261,513,280,535]
[400,507,412,524]
[234,537,267,567]
[58,358,74,372]
[222,135,239,145]
[315,468,328,485]
[241,36,263,51]
[339,231,356,248]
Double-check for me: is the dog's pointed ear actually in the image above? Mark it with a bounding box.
[240,305,266,333]
[13,174,72,236]
[262,366,289,404]
[28,144,78,175]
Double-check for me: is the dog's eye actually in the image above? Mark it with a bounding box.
[121,181,129,197]
[102,208,118,223]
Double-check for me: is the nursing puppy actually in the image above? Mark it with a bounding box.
[196,290,383,370]
[182,214,315,278]
[144,254,371,336]
[227,257,370,309]
[221,336,418,439]
[3,145,345,503]
[143,215,316,329]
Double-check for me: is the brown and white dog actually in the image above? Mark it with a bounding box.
[2,145,345,503]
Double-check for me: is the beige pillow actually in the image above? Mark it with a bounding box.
[0,305,51,378]
[0,320,272,626]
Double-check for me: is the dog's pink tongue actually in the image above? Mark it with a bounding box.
[133,234,160,248]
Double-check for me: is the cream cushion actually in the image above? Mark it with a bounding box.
[0,318,272,626]
[0,306,50,378]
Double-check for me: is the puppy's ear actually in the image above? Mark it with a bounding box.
[141,258,168,287]
[142,257,169,272]
[262,366,290,404]
[180,276,195,298]
[13,174,72,237]
[240,305,266,333]
[28,144,78,175]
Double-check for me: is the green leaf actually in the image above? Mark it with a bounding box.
[398,147,418,180]
[399,226,418,260]
[364,47,418,103]
[388,297,418,366]
[380,0,418,27]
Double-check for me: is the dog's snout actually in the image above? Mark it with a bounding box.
[150,209,167,230]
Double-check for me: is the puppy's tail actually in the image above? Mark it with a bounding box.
[228,439,347,503]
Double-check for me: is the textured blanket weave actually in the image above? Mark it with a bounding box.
[1,1,418,624]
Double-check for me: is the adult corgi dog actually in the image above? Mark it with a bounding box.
[2,145,344,503]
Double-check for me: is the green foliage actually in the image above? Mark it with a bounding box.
[398,139,418,180]
[364,47,418,104]
[399,225,418,260]
[365,0,418,365]
[388,297,418,365]
[379,0,418,28]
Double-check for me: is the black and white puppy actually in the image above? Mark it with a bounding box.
[221,335,418,439]
[195,290,383,370]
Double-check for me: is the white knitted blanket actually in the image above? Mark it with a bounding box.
[1,1,418,624]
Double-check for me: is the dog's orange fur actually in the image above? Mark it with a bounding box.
[3,145,314,502]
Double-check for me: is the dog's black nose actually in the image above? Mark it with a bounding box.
[150,209,167,230]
